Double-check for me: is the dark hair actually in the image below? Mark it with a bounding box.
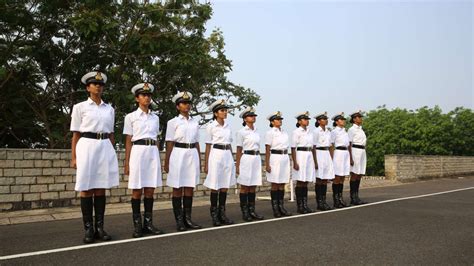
[242,120,246,127]
[315,121,320,127]
[269,122,273,128]
[333,121,337,127]
[350,117,354,123]
[296,121,300,128]
[213,114,217,120]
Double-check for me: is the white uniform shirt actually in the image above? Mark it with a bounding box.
[123,108,159,142]
[265,127,289,150]
[348,124,367,145]
[291,127,313,148]
[205,120,232,144]
[70,98,115,133]
[330,126,350,147]
[165,115,200,143]
[236,126,260,151]
[313,126,331,147]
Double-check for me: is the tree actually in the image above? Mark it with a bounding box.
[360,106,474,176]
[0,1,260,149]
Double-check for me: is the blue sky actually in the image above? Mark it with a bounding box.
[200,0,472,146]
[198,1,474,145]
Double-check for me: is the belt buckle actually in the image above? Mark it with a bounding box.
[186,143,191,148]
[97,132,102,139]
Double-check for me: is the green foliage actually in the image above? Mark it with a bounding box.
[0,1,260,148]
[361,106,474,175]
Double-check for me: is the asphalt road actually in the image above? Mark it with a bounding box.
[1,177,473,265]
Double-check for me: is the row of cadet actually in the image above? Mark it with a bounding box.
[70,72,368,244]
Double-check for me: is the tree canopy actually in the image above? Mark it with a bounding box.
[0,0,260,149]
[362,106,474,175]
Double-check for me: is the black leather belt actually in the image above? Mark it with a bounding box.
[271,149,288,154]
[133,139,156,146]
[81,132,109,140]
[213,144,231,150]
[296,147,312,151]
[335,146,348,150]
[174,142,196,149]
[315,147,330,150]
[352,144,365,149]
[244,150,260,155]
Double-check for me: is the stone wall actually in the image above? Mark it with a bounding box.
[0,149,272,211]
[385,154,474,181]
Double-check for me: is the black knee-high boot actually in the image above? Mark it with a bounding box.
[172,196,186,231]
[240,193,252,222]
[295,187,306,214]
[271,190,281,218]
[183,196,201,229]
[143,197,164,235]
[278,190,292,216]
[302,186,313,213]
[131,198,142,238]
[350,180,359,205]
[81,197,94,244]
[248,192,264,220]
[94,195,111,241]
[321,184,333,210]
[355,179,367,204]
[218,191,234,225]
[315,184,323,210]
[210,192,221,226]
[332,183,343,208]
[339,183,347,207]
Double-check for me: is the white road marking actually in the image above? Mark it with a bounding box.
[1,186,473,261]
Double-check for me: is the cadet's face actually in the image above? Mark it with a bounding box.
[299,118,309,127]
[319,118,328,126]
[336,119,346,127]
[245,115,256,124]
[354,116,363,124]
[272,118,283,127]
[135,93,151,106]
[215,108,228,119]
[86,83,104,96]
[177,102,191,113]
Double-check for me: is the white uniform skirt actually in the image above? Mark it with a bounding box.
[166,147,200,188]
[292,150,316,182]
[333,150,350,176]
[266,154,290,184]
[128,145,162,189]
[351,147,367,175]
[204,148,236,190]
[315,150,335,180]
[237,154,262,186]
[75,137,119,191]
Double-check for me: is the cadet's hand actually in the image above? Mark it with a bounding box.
[204,165,208,174]
[266,165,271,173]
[164,163,169,173]
[236,165,240,175]
[315,163,318,170]
[293,163,299,171]
[70,158,77,169]
[124,163,130,175]
[350,159,354,166]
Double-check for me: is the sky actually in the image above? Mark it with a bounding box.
[196,0,473,149]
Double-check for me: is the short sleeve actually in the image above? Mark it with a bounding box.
[348,128,354,142]
[110,107,115,133]
[123,114,133,136]
[236,130,243,147]
[313,130,319,146]
[330,130,336,144]
[264,130,273,146]
[165,119,176,141]
[70,104,82,132]
[205,123,213,144]
[291,130,298,148]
